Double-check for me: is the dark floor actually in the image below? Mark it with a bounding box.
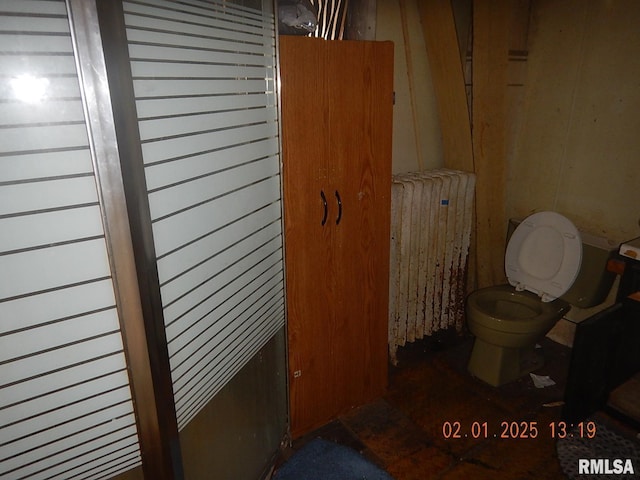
[285,332,577,479]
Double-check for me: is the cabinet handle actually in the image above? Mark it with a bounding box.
[320,190,328,226]
[335,190,342,225]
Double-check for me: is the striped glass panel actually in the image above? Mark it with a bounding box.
[123,0,285,428]
[0,1,141,479]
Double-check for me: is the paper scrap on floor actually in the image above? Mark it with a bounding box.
[530,373,556,388]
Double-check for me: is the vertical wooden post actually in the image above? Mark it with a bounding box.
[419,0,477,291]
[418,0,474,173]
[472,0,511,287]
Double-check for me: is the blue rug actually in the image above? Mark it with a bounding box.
[274,438,394,480]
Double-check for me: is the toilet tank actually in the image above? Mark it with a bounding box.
[507,219,618,308]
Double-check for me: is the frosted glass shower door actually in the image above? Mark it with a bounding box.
[123,0,286,429]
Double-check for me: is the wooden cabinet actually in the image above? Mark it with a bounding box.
[279,37,394,437]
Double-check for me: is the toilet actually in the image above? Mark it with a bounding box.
[466,211,613,387]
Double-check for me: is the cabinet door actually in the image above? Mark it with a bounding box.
[279,37,338,435]
[328,41,394,411]
[280,37,393,437]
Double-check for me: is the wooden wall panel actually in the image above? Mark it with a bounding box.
[418,0,474,173]
[472,0,511,287]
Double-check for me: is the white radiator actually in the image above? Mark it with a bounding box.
[389,169,476,364]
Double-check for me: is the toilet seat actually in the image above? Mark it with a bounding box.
[505,212,582,302]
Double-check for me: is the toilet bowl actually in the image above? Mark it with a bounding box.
[466,212,582,386]
[467,285,571,348]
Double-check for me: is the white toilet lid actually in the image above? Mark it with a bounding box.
[505,212,582,302]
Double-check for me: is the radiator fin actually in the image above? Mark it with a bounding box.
[389,169,476,364]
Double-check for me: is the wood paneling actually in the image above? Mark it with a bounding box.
[418,0,474,173]
[472,0,511,287]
